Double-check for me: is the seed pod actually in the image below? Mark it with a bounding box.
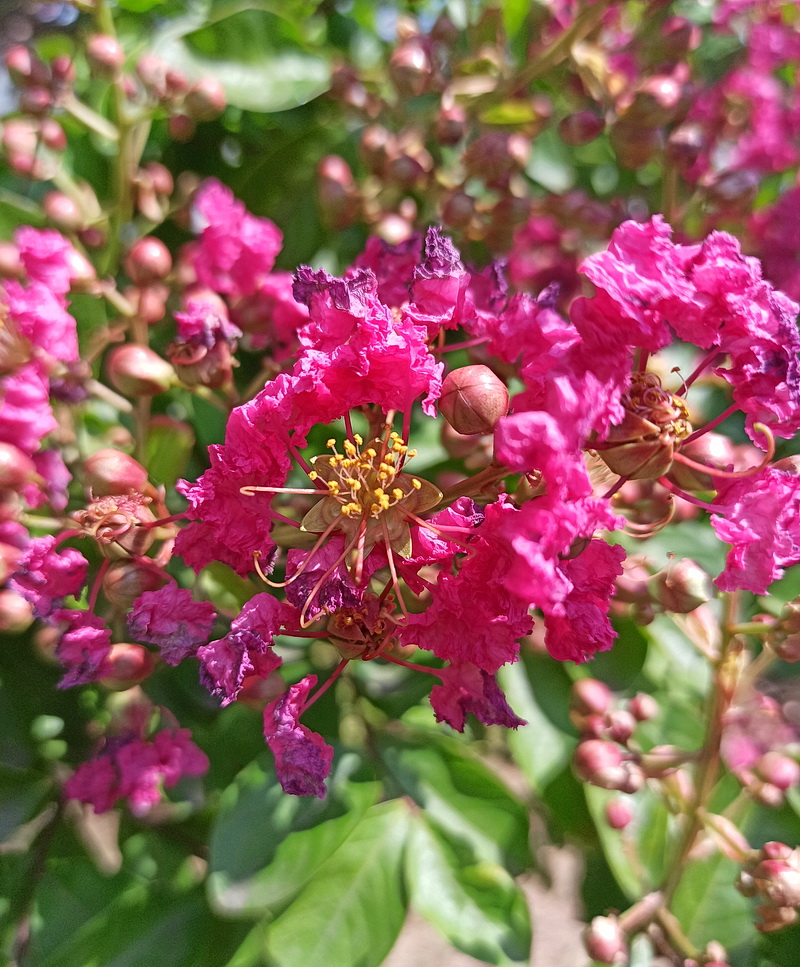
[102,559,167,609]
[439,365,509,435]
[84,448,148,497]
[107,344,174,396]
[648,557,715,613]
[98,643,155,690]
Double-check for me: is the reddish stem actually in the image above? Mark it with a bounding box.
[300,659,350,714]
[682,402,739,445]
[87,557,111,611]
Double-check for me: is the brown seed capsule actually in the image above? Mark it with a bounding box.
[439,365,509,435]
[648,557,715,613]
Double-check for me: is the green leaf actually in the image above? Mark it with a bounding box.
[261,799,410,967]
[671,853,754,949]
[406,814,531,965]
[146,417,195,489]
[152,5,330,113]
[208,758,380,917]
[499,654,576,794]
[379,734,532,874]
[584,785,674,900]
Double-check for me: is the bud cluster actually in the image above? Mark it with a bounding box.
[737,842,800,933]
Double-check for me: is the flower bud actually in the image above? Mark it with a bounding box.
[98,642,155,690]
[605,799,633,830]
[573,739,631,790]
[359,125,394,174]
[667,431,737,490]
[5,46,49,87]
[755,904,798,933]
[639,745,689,778]
[435,102,467,145]
[441,191,475,229]
[102,559,167,609]
[0,442,37,488]
[583,916,628,964]
[51,55,77,89]
[558,110,605,146]
[84,448,149,497]
[754,752,800,791]
[168,339,234,390]
[124,236,172,284]
[648,558,714,613]
[107,344,174,396]
[609,119,662,169]
[123,283,169,325]
[86,35,125,78]
[136,54,168,98]
[39,118,67,152]
[439,365,509,435]
[0,241,24,279]
[628,692,659,722]
[0,589,34,634]
[143,161,173,197]
[317,155,358,228]
[571,677,613,717]
[388,39,433,98]
[606,709,637,745]
[184,77,227,121]
[43,191,84,233]
[20,86,53,117]
[167,114,196,142]
[752,857,800,909]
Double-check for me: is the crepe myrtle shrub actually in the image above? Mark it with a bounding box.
[2,2,800,966]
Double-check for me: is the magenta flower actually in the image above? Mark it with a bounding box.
[353,233,421,308]
[711,467,800,594]
[0,361,57,457]
[197,593,288,705]
[285,537,363,621]
[5,280,78,363]
[9,536,88,617]
[191,178,283,298]
[129,585,217,665]
[15,226,76,295]
[232,271,309,358]
[263,675,334,798]
[65,728,208,815]
[430,662,526,732]
[50,608,112,688]
[401,498,533,673]
[406,226,468,335]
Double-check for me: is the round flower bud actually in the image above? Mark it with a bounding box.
[755,904,799,933]
[143,161,174,197]
[0,589,34,634]
[107,344,174,397]
[573,739,630,790]
[168,114,197,142]
[583,916,628,965]
[20,86,52,117]
[605,799,633,830]
[754,753,800,792]
[435,102,467,145]
[43,191,84,233]
[86,35,125,77]
[0,442,37,488]
[124,236,172,284]
[439,365,509,435]
[51,55,77,88]
[628,692,659,722]
[571,677,613,717]
[102,559,167,609]
[38,118,67,152]
[606,709,637,745]
[558,110,605,146]
[441,191,475,229]
[0,241,24,278]
[648,558,714,614]
[388,39,432,98]
[184,77,227,121]
[5,46,49,87]
[98,642,155,690]
[84,448,148,497]
[752,858,800,908]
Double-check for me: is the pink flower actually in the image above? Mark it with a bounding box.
[711,467,800,594]
[15,227,76,294]
[197,593,287,705]
[285,537,363,621]
[65,728,208,815]
[50,608,112,688]
[405,226,468,335]
[176,374,295,575]
[0,361,57,456]
[173,296,241,348]
[401,498,533,672]
[232,272,308,358]
[5,280,78,363]
[291,267,443,417]
[542,540,626,663]
[129,585,217,665]
[22,450,72,511]
[9,536,88,617]
[263,675,334,798]
[430,662,526,732]
[191,179,283,298]
[508,214,579,299]
[353,233,421,307]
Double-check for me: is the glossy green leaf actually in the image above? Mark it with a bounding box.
[671,853,754,949]
[261,799,410,967]
[406,814,531,965]
[499,655,576,794]
[584,785,674,900]
[152,5,330,113]
[379,734,531,874]
[208,758,380,917]
[145,417,195,489]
